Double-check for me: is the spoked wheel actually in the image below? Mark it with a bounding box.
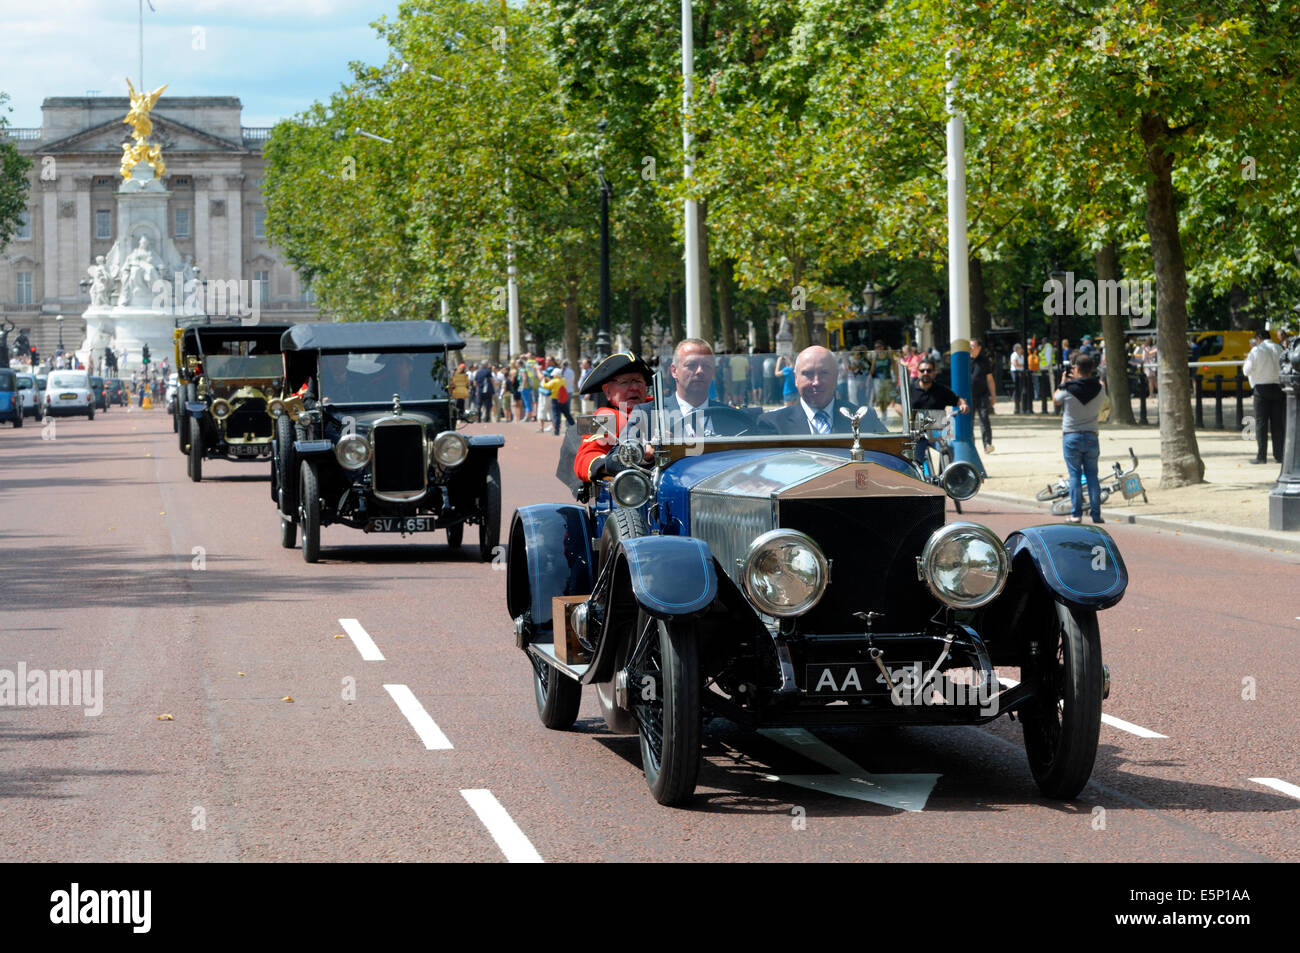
[594,507,648,734]
[531,652,581,730]
[299,460,321,564]
[478,459,502,561]
[1036,483,1062,502]
[188,417,203,482]
[627,610,701,806]
[1020,599,1104,799]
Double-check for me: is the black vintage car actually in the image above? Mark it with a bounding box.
[175,322,292,482]
[508,376,1126,806]
[275,320,503,564]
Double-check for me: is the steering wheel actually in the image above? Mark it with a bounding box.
[678,406,753,438]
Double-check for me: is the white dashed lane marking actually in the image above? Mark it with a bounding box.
[340,617,385,661]
[1249,778,1300,801]
[461,790,543,863]
[383,684,453,750]
[997,678,1167,738]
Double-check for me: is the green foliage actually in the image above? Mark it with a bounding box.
[0,93,33,251]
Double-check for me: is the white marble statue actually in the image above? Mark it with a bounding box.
[86,255,113,308]
[116,236,165,307]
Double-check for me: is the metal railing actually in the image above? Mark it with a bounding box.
[0,128,42,141]
[241,127,272,142]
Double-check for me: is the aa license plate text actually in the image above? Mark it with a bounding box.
[807,662,923,695]
[367,516,435,533]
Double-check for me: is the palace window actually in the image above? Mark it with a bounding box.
[16,272,33,305]
[252,207,266,239]
[175,207,191,238]
[253,269,270,303]
[16,210,30,240]
[95,209,112,240]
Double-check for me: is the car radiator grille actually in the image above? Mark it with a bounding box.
[228,399,272,438]
[778,496,944,633]
[373,423,426,494]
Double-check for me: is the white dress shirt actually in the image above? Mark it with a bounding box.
[1243,340,1282,387]
[799,397,835,433]
[676,393,710,437]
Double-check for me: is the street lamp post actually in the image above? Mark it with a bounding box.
[1019,282,1031,414]
[56,314,64,351]
[595,121,612,362]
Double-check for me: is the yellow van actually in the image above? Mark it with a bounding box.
[1188,329,1282,393]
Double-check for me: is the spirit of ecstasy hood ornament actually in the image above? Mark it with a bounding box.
[840,405,870,462]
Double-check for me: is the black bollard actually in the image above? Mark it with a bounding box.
[1235,368,1245,429]
[1138,371,1149,425]
[1194,369,1204,428]
[1214,374,1224,429]
[1040,372,1049,414]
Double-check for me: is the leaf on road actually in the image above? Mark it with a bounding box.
[282,696,294,702]
[157,713,174,721]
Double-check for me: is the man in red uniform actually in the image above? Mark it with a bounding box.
[573,352,656,482]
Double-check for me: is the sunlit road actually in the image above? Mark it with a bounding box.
[1,408,1296,862]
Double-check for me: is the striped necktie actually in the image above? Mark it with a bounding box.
[813,410,830,434]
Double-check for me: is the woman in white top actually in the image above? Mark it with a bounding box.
[1010,343,1026,412]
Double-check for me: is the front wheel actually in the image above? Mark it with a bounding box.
[299,460,321,563]
[188,417,203,482]
[279,513,297,549]
[87,404,94,421]
[628,612,701,806]
[532,654,581,730]
[13,410,21,428]
[1020,600,1104,799]
[478,459,501,561]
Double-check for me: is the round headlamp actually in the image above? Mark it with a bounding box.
[917,521,1009,609]
[335,433,372,470]
[611,468,653,508]
[210,398,232,420]
[268,398,286,418]
[742,529,829,618]
[940,460,982,501]
[433,430,469,468]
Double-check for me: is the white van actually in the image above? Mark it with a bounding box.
[44,371,95,419]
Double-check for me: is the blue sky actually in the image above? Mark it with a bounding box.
[1,0,404,129]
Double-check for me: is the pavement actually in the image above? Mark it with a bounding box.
[969,396,1298,553]
[1,404,1296,862]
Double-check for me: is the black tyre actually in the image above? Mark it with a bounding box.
[172,408,178,433]
[532,653,581,730]
[299,460,321,563]
[1036,483,1061,502]
[1021,600,1104,799]
[188,417,203,482]
[594,507,648,734]
[87,404,94,421]
[629,611,701,806]
[446,523,463,548]
[478,459,502,561]
[275,414,297,516]
[13,409,21,428]
[278,513,297,549]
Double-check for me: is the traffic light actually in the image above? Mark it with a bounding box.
[142,344,151,365]
[31,347,38,365]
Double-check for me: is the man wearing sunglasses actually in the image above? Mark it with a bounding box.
[910,359,968,460]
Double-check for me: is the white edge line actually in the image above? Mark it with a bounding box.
[383,684,452,750]
[1249,777,1300,801]
[997,678,1167,738]
[340,617,385,661]
[461,789,543,863]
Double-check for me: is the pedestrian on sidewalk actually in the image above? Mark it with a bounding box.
[1028,341,1041,404]
[1010,343,1026,413]
[1244,329,1285,464]
[1054,353,1107,524]
[970,338,995,453]
[542,368,574,437]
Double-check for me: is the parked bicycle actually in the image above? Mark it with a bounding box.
[1036,447,1148,516]
[913,409,966,513]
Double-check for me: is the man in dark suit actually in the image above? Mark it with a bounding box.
[659,337,732,439]
[756,345,888,435]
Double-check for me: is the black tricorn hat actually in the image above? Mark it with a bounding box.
[579,351,653,395]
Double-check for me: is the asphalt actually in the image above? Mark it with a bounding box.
[0,406,1296,862]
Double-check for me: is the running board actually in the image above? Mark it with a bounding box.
[527,641,589,681]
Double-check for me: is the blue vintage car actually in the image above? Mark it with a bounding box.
[507,392,1126,806]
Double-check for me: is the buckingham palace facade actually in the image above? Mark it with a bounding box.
[1,95,319,359]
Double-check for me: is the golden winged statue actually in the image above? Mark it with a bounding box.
[120,78,169,180]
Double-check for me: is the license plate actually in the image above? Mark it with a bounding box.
[60,393,77,400]
[806,662,925,696]
[229,445,263,457]
[367,516,435,533]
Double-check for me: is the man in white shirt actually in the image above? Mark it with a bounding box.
[1243,330,1284,464]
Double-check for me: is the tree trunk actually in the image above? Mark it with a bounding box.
[1096,242,1134,424]
[668,285,683,343]
[717,259,735,352]
[968,255,989,344]
[564,275,581,369]
[754,304,771,351]
[629,294,643,357]
[1227,284,1253,330]
[791,257,811,352]
[488,339,501,364]
[1140,113,1204,487]
[697,198,713,345]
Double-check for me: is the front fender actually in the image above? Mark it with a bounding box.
[1004,524,1127,611]
[506,504,595,632]
[185,401,207,416]
[467,434,505,449]
[615,536,718,618]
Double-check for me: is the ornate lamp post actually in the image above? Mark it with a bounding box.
[1271,317,1300,531]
